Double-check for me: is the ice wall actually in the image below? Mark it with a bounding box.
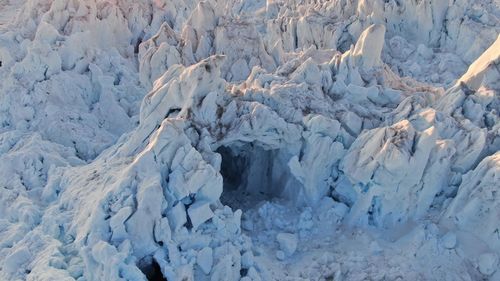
[0,0,499,280]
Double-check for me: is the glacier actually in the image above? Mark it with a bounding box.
[0,0,499,280]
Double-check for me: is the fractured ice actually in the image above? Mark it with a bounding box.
[0,0,499,280]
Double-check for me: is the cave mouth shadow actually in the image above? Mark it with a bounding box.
[138,257,167,281]
[216,142,297,211]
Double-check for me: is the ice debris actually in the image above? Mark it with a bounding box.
[0,0,499,280]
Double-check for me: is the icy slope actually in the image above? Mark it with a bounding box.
[0,0,499,280]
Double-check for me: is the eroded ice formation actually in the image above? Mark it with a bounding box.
[0,0,499,280]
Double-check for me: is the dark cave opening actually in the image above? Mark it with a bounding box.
[216,142,296,211]
[138,258,167,281]
[217,145,246,193]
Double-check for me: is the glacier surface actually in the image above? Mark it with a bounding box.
[0,0,499,280]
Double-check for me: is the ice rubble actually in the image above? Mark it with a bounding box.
[0,0,499,280]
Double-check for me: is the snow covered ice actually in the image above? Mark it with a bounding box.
[0,0,499,280]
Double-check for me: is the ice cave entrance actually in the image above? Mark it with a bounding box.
[217,142,296,210]
[138,258,167,281]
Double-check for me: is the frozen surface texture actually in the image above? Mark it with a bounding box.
[0,0,499,280]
